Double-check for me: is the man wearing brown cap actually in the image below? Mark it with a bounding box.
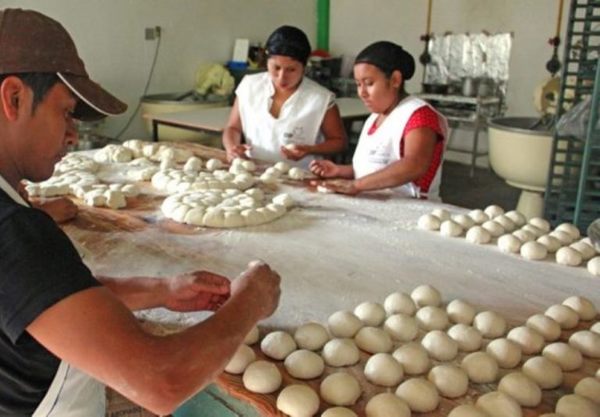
[0,8,281,416]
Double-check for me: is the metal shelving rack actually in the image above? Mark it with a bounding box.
[543,0,600,231]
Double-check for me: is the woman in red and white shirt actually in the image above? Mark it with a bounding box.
[310,41,448,200]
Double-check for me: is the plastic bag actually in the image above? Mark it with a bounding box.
[195,64,234,97]
[555,96,598,141]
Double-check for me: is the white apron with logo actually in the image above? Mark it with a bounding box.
[0,176,105,417]
[352,96,448,199]
[237,72,333,169]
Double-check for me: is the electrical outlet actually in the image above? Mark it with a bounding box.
[145,26,161,40]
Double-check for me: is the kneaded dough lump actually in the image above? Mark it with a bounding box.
[320,372,361,406]
[276,384,319,417]
[395,378,440,413]
[242,360,282,394]
[260,330,296,360]
[365,393,411,417]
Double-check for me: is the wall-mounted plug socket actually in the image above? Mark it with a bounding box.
[145,26,161,40]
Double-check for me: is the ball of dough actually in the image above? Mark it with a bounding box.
[562,296,597,321]
[481,220,505,237]
[453,213,476,229]
[276,384,319,417]
[243,326,260,345]
[440,220,464,237]
[513,229,536,243]
[522,356,563,389]
[498,371,542,407]
[446,299,477,324]
[273,161,290,173]
[395,378,440,413]
[447,323,483,352]
[284,349,325,379]
[468,208,489,224]
[416,306,449,330]
[498,233,522,253]
[574,377,600,405]
[260,330,297,360]
[411,284,442,307]
[448,404,491,417]
[418,213,441,231]
[461,352,499,383]
[294,322,329,351]
[556,246,583,266]
[365,393,411,417]
[592,321,600,334]
[525,313,561,341]
[322,338,360,367]
[242,360,282,394]
[571,241,596,261]
[484,204,504,219]
[321,407,357,417]
[473,310,507,338]
[354,327,392,354]
[569,330,600,358]
[476,391,522,417]
[354,301,386,326]
[392,342,430,375]
[520,241,548,260]
[427,364,469,398]
[225,344,256,374]
[588,256,600,276]
[287,167,306,180]
[205,158,223,171]
[529,217,551,232]
[555,222,581,240]
[486,338,522,368]
[328,311,363,338]
[495,215,517,232]
[421,330,458,361]
[506,326,545,355]
[545,304,580,329]
[364,353,404,387]
[505,210,527,227]
[542,342,583,371]
[431,208,451,221]
[556,394,600,417]
[320,372,361,406]
[537,234,562,253]
[383,314,418,342]
[383,292,417,316]
[550,229,575,245]
[466,226,492,244]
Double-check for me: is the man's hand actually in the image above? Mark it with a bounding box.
[230,261,281,320]
[33,197,79,223]
[164,271,231,312]
[226,144,251,162]
[309,160,340,178]
[280,144,310,161]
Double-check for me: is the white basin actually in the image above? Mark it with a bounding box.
[488,117,554,219]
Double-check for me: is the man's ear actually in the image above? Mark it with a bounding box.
[0,76,27,121]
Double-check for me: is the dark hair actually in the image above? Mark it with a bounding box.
[0,72,59,113]
[265,25,311,65]
[355,41,416,80]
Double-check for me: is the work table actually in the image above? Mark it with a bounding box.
[59,143,600,417]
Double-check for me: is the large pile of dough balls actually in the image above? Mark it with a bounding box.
[417,205,600,277]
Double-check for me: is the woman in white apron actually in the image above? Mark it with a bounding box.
[310,41,448,200]
[222,25,346,169]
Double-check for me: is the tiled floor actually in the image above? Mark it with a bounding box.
[440,161,520,211]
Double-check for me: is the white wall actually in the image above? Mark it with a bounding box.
[330,0,571,166]
[3,0,571,163]
[3,0,316,139]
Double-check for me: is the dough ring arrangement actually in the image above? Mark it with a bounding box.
[417,205,600,277]
[161,189,295,228]
[122,139,193,163]
[75,183,140,209]
[54,153,99,174]
[151,168,255,194]
[222,285,600,416]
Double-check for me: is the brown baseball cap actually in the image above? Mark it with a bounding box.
[0,8,127,121]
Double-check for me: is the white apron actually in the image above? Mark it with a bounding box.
[237,72,333,169]
[352,96,448,199]
[0,175,105,417]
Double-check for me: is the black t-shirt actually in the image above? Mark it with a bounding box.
[0,189,101,416]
